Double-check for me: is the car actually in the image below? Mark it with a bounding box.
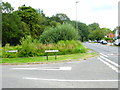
[99,40,104,43]
[97,40,101,43]
[88,40,92,43]
[101,40,107,44]
[94,40,97,43]
[113,39,120,46]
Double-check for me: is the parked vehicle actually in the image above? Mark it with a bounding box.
[99,40,104,43]
[97,40,101,43]
[94,40,97,43]
[100,40,107,44]
[113,39,120,46]
[88,40,92,43]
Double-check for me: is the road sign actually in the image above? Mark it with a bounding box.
[6,50,18,52]
[45,50,59,60]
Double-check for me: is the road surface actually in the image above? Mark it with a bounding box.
[2,42,119,88]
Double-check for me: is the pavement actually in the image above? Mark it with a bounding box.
[2,42,119,88]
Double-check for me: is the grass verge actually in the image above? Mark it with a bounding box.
[0,52,98,64]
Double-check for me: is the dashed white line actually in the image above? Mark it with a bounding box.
[12,67,72,71]
[12,68,37,70]
[23,77,118,82]
[59,67,72,70]
[107,54,114,56]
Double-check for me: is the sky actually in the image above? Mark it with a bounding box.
[2,0,120,30]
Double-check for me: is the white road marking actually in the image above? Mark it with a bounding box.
[12,68,37,70]
[107,54,114,55]
[12,67,72,71]
[59,67,72,70]
[99,53,108,57]
[100,56,118,67]
[26,65,30,66]
[98,57,118,73]
[23,77,118,82]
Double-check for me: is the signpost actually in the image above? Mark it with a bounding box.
[6,50,18,52]
[45,50,59,61]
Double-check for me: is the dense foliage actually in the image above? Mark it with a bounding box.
[2,13,29,46]
[14,5,46,38]
[1,2,114,46]
[40,24,79,43]
[2,38,87,58]
[1,2,115,58]
[88,28,112,41]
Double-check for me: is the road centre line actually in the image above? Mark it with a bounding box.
[12,68,37,70]
[23,77,118,82]
[97,57,118,73]
[107,54,114,55]
[99,53,108,57]
[100,56,118,67]
[12,67,72,71]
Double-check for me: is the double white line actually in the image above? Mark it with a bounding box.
[98,53,119,73]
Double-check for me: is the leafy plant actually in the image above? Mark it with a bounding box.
[18,36,38,57]
[40,24,79,44]
[2,40,87,58]
[2,44,21,58]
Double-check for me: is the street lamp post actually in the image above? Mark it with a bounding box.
[76,1,79,29]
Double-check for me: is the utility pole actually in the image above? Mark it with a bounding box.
[76,1,79,29]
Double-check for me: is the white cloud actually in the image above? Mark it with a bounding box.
[76,0,119,29]
[2,0,119,30]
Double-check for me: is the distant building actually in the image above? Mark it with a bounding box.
[108,33,115,38]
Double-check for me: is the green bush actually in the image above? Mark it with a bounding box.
[56,40,87,54]
[2,40,88,58]
[40,24,79,44]
[104,37,113,41]
[18,36,38,57]
[36,40,87,55]
[2,44,21,58]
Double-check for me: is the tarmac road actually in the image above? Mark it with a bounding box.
[2,42,119,88]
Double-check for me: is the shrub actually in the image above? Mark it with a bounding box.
[36,40,87,55]
[104,37,113,41]
[2,44,21,58]
[56,40,87,54]
[2,40,88,58]
[18,36,38,57]
[40,24,79,44]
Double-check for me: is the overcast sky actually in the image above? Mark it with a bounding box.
[2,0,119,30]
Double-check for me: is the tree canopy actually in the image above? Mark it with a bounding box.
[1,2,114,46]
[14,5,46,38]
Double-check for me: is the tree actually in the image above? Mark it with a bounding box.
[15,5,46,38]
[50,15,63,24]
[0,2,14,13]
[68,21,90,42]
[88,23,101,40]
[1,2,29,46]
[2,13,29,46]
[49,21,61,27]
[56,13,70,21]
[40,24,79,44]
[88,23,100,31]
[77,22,90,41]
[101,28,112,35]
[36,9,45,16]
[88,28,106,41]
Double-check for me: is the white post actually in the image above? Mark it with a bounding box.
[76,1,79,29]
